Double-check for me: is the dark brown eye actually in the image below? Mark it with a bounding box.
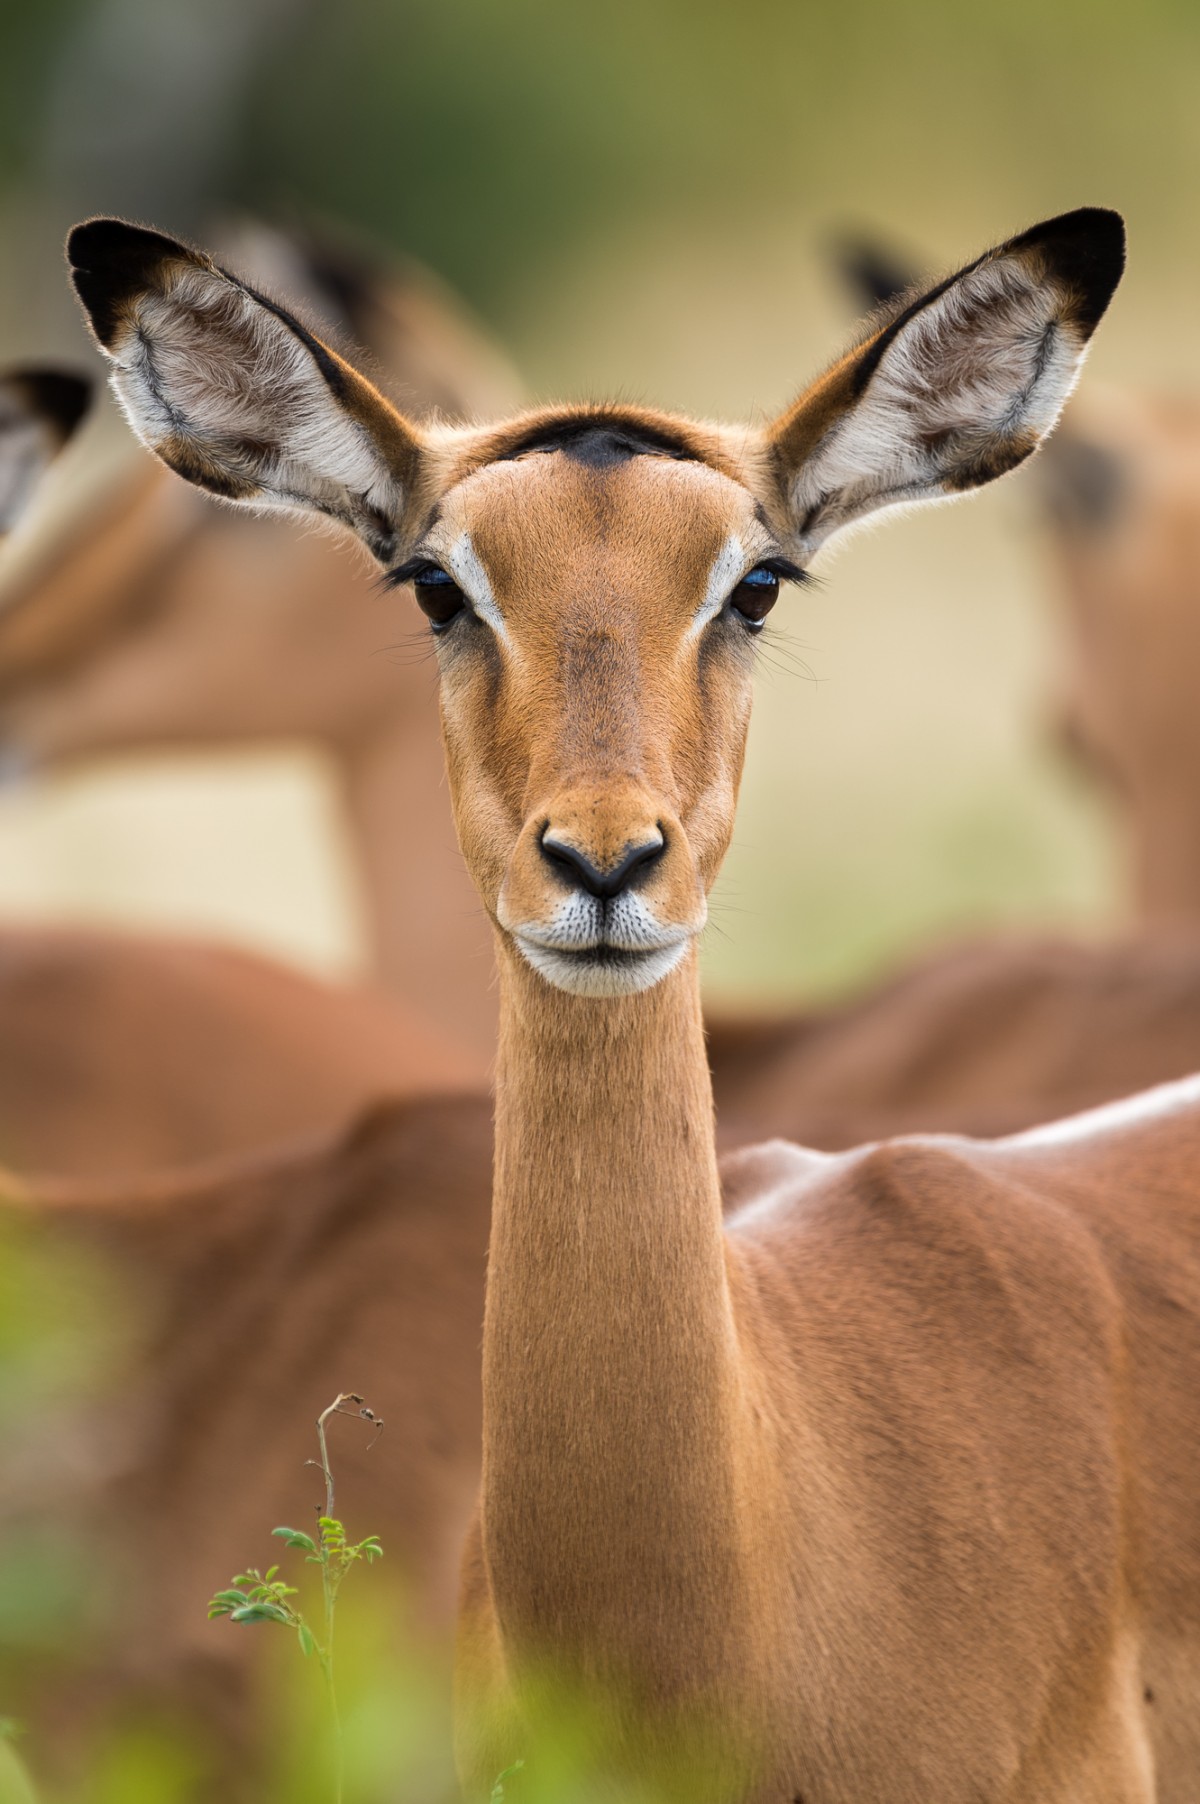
[413,567,467,632]
[729,566,779,631]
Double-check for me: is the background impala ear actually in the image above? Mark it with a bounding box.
[827,229,920,312]
[66,217,425,565]
[0,367,93,533]
[768,207,1126,556]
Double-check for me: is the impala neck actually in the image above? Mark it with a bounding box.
[338,709,497,1070]
[482,937,762,1693]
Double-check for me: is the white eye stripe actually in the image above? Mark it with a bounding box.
[434,527,765,647]
[688,534,749,639]
[445,530,511,645]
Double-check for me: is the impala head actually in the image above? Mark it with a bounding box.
[0,224,520,776]
[69,209,1123,997]
[0,368,91,536]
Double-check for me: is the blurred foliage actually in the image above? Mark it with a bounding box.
[1,0,1199,322]
[230,0,1200,319]
[0,1227,729,1802]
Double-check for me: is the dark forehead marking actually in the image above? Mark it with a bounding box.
[494,413,701,468]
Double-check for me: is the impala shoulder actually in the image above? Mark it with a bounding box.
[726,1129,977,1207]
[723,1131,990,1252]
[728,1127,1089,1278]
[719,1136,834,1217]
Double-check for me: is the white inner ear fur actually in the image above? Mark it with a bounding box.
[790,257,1086,551]
[108,263,406,532]
[0,408,56,533]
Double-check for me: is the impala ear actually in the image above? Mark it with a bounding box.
[66,217,425,565]
[828,230,921,313]
[768,208,1126,557]
[0,368,92,533]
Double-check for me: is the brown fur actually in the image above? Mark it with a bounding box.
[424,432,1188,1802]
[0,925,473,1178]
[1041,386,1200,927]
[707,929,1200,1147]
[73,210,1200,1802]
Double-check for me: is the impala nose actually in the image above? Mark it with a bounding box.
[539,825,666,901]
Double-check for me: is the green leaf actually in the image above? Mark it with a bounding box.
[272,1527,317,1553]
[297,1621,317,1658]
[229,1602,291,1626]
[208,1587,255,1617]
[489,1759,525,1802]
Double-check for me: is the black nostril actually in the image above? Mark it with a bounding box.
[540,825,666,901]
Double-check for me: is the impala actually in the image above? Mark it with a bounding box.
[1043,383,1200,926]
[833,229,1200,936]
[0,355,473,1177]
[7,222,1198,1159]
[0,223,521,1062]
[71,207,1200,1801]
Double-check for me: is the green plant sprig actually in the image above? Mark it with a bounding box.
[207,1393,384,1804]
[489,1758,526,1802]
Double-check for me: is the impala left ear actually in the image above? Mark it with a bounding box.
[0,368,93,533]
[768,207,1126,556]
[67,217,426,565]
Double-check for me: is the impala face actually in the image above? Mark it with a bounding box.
[395,436,799,995]
[67,208,1125,1000]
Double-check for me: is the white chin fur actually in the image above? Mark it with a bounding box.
[515,936,689,997]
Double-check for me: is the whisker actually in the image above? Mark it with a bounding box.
[372,628,440,669]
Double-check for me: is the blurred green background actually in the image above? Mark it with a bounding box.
[0,0,1196,1003]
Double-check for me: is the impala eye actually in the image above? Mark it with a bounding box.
[413,566,467,632]
[729,565,780,631]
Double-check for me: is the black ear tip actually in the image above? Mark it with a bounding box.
[1046,204,1126,266]
[65,217,120,271]
[7,368,93,442]
[1009,207,1126,334]
[66,217,196,347]
[66,215,187,271]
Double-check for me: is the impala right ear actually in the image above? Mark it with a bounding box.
[66,217,426,565]
[768,208,1126,557]
[0,368,93,533]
